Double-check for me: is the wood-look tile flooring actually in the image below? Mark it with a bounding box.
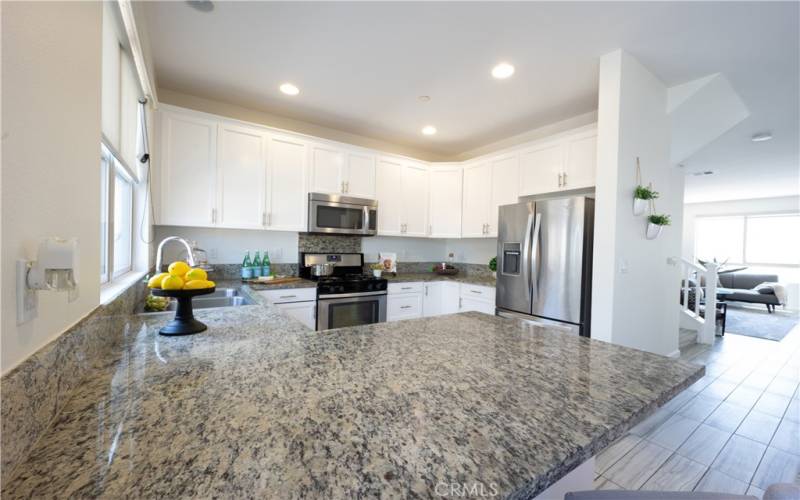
[595,322,800,498]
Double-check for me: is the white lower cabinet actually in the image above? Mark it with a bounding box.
[256,288,317,329]
[274,301,316,329]
[459,284,496,315]
[388,292,423,322]
[422,282,442,317]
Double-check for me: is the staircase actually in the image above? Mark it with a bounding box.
[679,259,719,345]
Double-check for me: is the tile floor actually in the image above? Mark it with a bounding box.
[594,321,800,498]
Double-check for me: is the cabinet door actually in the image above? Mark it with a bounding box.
[519,142,563,196]
[375,158,404,235]
[441,282,461,314]
[488,155,519,237]
[422,282,443,317]
[158,111,217,227]
[345,152,376,198]
[428,167,462,238]
[461,163,492,238]
[309,145,344,194]
[267,136,307,231]
[216,123,267,229]
[563,131,597,189]
[402,163,430,237]
[459,296,495,315]
[275,301,316,329]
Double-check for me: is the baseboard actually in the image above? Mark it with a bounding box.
[666,349,681,358]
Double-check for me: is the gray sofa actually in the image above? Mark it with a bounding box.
[717,272,782,312]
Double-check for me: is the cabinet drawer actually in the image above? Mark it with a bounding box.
[257,287,317,304]
[388,282,423,295]
[459,284,495,303]
[387,293,423,321]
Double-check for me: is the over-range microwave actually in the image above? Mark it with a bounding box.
[307,193,378,236]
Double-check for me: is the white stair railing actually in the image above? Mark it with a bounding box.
[680,259,719,345]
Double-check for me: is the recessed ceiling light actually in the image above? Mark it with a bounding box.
[280,83,300,96]
[421,125,437,136]
[491,62,515,79]
[418,95,431,102]
[186,0,214,12]
[751,132,773,142]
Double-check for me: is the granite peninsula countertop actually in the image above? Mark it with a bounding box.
[3,289,702,499]
[245,277,317,291]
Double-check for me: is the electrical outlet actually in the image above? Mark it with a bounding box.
[209,248,218,260]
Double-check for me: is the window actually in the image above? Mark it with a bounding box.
[695,213,800,267]
[100,2,142,285]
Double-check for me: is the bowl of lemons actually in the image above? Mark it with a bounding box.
[147,261,216,336]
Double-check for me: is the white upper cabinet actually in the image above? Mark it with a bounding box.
[461,163,492,238]
[158,110,217,227]
[376,158,404,235]
[520,142,563,196]
[345,152,376,198]
[488,154,519,237]
[216,123,268,229]
[309,145,344,195]
[428,166,462,238]
[402,162,430,237]
[267,135,307,231]
[309,144,376,198]
[519,127,597,196]
[563,130,597,190]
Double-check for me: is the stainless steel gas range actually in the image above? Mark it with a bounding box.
[299,252,387,331]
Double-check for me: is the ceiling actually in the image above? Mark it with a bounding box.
[143,1,799,202]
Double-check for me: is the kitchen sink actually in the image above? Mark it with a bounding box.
[143,288,255,313]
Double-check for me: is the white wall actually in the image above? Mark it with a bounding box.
[683,195,800,310]
[153,226,298,264]
[1,1,103,374]
[445,238,497,265]
[592,50,684,357]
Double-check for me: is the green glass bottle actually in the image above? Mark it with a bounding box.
[262,251,271,276]
[241,251,253,281]
[252,251,262,278]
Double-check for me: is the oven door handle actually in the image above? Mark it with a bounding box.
[318,291,388,299]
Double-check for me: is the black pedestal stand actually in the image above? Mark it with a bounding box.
[151,287,215,336]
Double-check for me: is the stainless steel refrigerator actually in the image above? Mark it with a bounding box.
[496,196,594,337]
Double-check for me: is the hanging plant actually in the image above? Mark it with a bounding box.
[632,158,660,215]
[646,214,671,240]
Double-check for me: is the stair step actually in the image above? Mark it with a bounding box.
[679,328,698,350]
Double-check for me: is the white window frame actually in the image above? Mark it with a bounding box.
[101,141,136,285]
[694,212,800,269]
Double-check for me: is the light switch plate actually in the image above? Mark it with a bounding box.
[16,260,38,324]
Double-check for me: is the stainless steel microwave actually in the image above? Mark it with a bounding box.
[308,193,378,236]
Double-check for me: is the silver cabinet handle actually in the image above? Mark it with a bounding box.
[486,223,490,234]
[400,305,412,309]
[470,290,481,294]
[262,212,267,226]
[425,285,428,296]
[562,172,567,186]
[279,294,297,299]
[459,297,463,308]
[558,173,563,187]
[312,306,316,318]
[211,208,217,224]
[401,286,412,290]
[429,224,432,235]
[345,181,350,193]
[341,181,345,193]
[267,212,272,226]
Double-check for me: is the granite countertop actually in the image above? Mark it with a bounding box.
[383,272,496,287]
[3,290,702,499]
[245,277,317,291]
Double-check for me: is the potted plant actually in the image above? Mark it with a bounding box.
[489,257,497,278]
[369,262,383,278]
[646,214,671,240]
[634,185,659,216]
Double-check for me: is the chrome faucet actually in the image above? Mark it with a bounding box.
[155,237,197,273]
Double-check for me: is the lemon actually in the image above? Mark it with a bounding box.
[147,273,169,289]
[161,275,184,290]
[184,279,213,290]
[207,280,216,288]
[185,268,207,282]
[168,261,190,277]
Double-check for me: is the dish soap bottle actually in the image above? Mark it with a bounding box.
[262,251,271,277]
[241,251,253,281]
[252,251,262,278]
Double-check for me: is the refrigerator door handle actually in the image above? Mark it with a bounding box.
[530,212,542,305]
[520,207,534,306]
